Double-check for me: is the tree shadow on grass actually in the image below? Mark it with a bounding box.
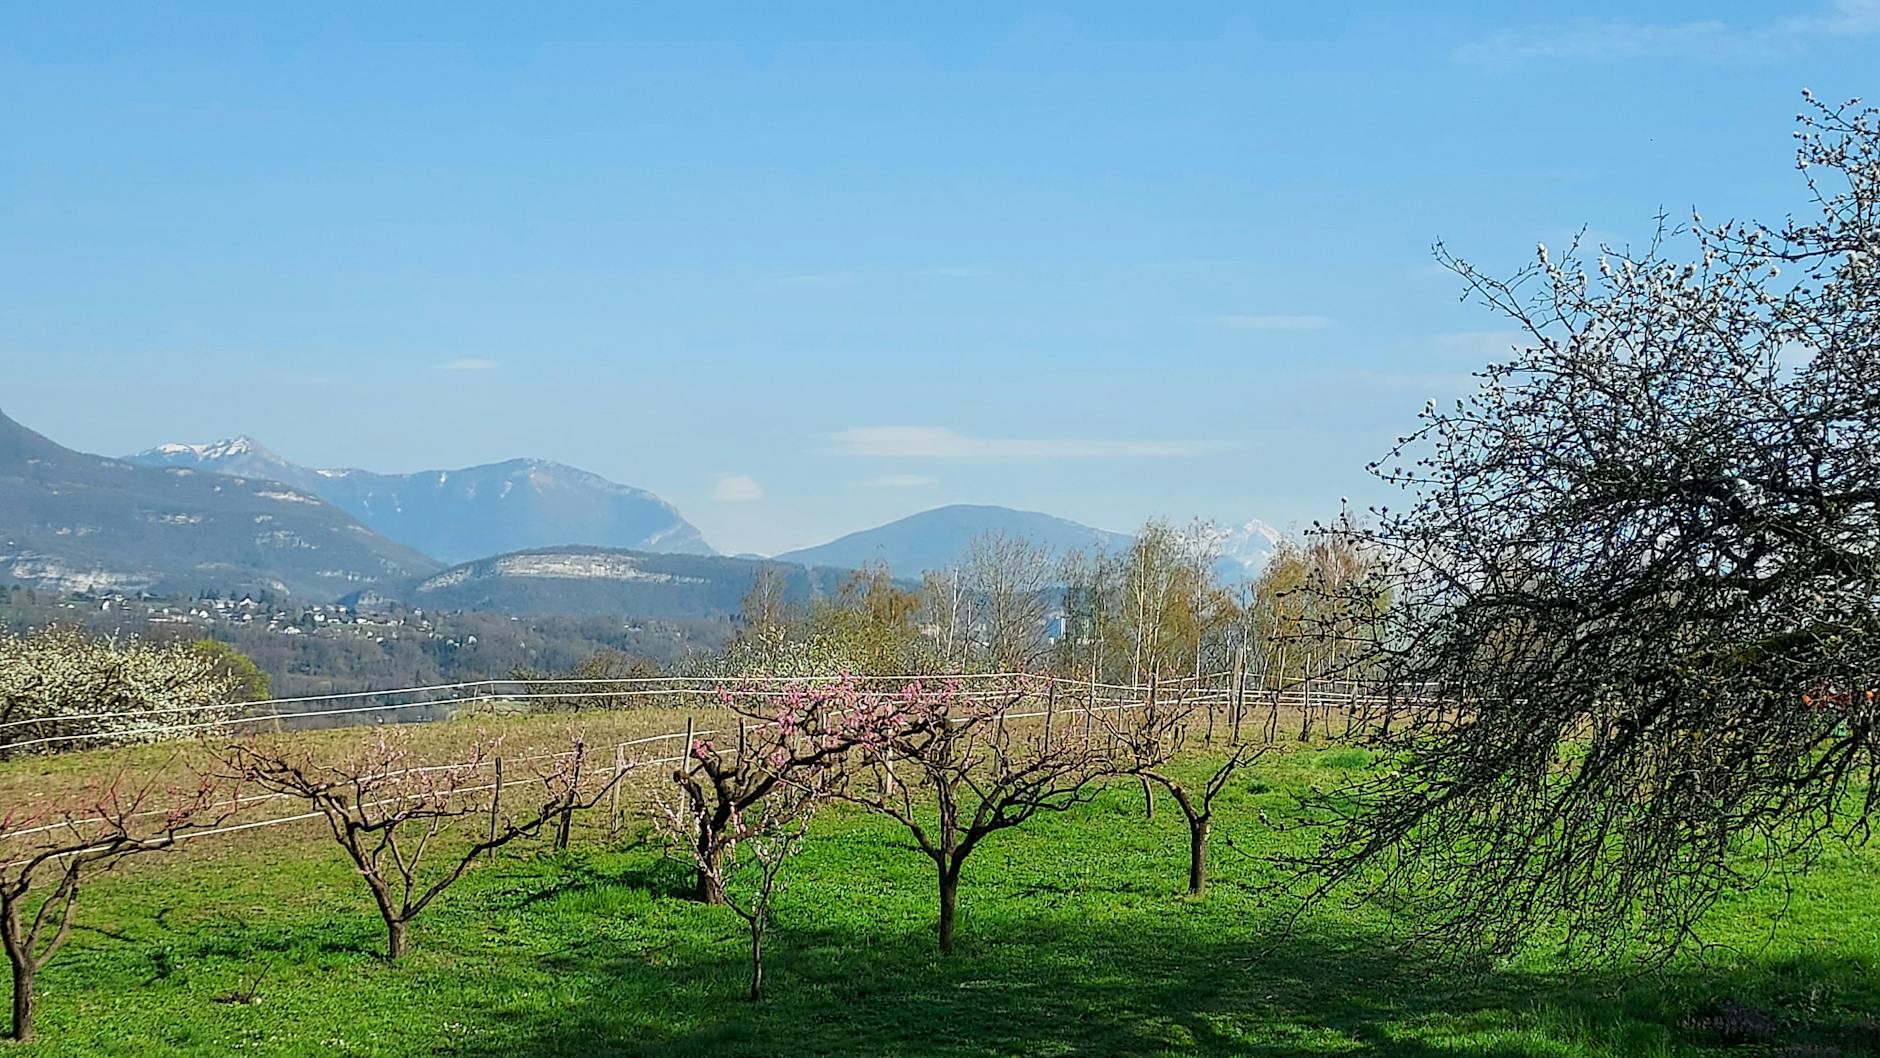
[472,848,700,914]
[445,910,1880,1058]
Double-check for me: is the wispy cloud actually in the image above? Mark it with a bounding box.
[711,474,763,502]
[1214,314,1333,331]
[858,473,939,488]
[831,426,1239,460]
[442,358,499,371]
[1455,1,1880,66]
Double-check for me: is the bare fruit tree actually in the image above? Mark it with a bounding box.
[655,740,830,1002]
[1294,97,1880,961]
[1102,679,1267,895]
[0,769,232,1042]
[224,729,626,959]
[844,679,1108,953]
[674,678,902,904]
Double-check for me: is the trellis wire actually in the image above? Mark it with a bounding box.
[0,663,1452,858]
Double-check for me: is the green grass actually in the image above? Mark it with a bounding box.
[12,746,1880,1056]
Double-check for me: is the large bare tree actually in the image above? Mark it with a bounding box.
[1294,97,1880,960]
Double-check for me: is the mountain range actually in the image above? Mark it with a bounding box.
[775,504,1134,575]
[0,410,440,598]
[126,438,712,564]
[1,412,1278,617]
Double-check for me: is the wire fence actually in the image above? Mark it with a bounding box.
[0,668,1435,754]
[0,669,1445,851]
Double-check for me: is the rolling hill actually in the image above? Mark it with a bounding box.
[775,504,1133,576]
[127,438,713,564]
[402,546,857,619]
[0,410,440,599]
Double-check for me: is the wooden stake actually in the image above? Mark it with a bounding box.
[1227,641,1244,745]
[1299,654,1314,741]
[556,742,584,851]
[1266,644,1287,743]
[486,756,503,861]
[608,743,626,838]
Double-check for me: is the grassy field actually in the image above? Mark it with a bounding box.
[7,738,1880,1057]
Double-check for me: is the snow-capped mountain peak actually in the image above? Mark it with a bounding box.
[1178,518,1283,582]
[125,436,714,563]
[142,436,278,464]
[1217,518,1282,571]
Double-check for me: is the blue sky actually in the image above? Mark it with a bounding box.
[3,3,1874,555]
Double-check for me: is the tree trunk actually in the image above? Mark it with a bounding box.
[7,959,31,1043]
[747,922,764,1003]
[1139,774,1156,820]
[695,859,727,905]
[937,864,959,954]
[1187,815,1210,896]
[363,877,409,960]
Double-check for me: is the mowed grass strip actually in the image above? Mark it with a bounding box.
[4,743,1879,1056]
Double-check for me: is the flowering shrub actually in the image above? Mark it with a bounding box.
[0,627,244,754]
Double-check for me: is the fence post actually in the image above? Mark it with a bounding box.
[556,741,584,851]
[1044,678,1056,746]
[1323,669,1336,735]
[683,716,696,774]
[486,756,503,861]
[1266,646,1285,743]
[1228,642,1244,745]
[1299,655,1314,741]
[1084,667,1096,747]
[608,743,626,838]
[1140,674,1158,819]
